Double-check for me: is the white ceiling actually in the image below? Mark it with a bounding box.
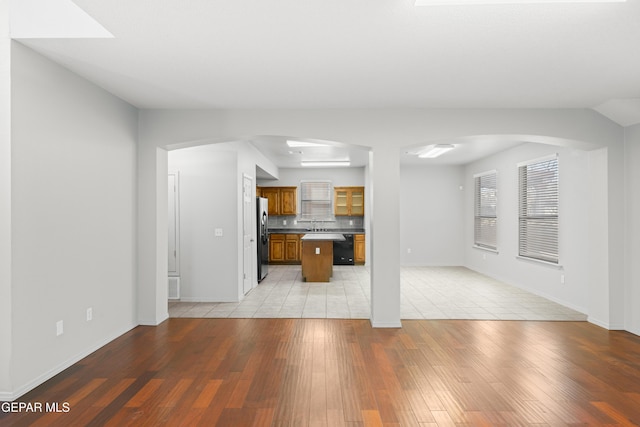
[11,0,640,166]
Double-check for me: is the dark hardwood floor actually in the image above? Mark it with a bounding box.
[2,319,640,426]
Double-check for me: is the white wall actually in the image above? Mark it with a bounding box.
[168,141,278,301]
[0,0,12,398]
[137,108,625,329]
[259,166,365,187]
[168,146,239,301]
[400,165,465,266]
[625,124,640,335]
[463,143,591,313]
[9,42,138,397]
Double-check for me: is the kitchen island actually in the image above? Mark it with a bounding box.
[300,233,345,282]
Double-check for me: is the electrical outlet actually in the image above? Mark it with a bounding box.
[483,254,487,260]
[315,247,320,255]
[86,307,93,321]
[56,320,63,336]
[349,220,353,226]
[560,274,565,284]
[283,219,287,225]
[215,228,223,237]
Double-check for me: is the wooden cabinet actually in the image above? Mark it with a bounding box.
[259,187,297,216]
[269,234,285,262]
[285,234,300,262]
[334,186,364,216]
[280,187,297,215]
[354,234,365,264]
[270,233,302,263]
[261,187,279,216]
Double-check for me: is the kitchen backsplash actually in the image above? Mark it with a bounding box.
[268,215,364,231]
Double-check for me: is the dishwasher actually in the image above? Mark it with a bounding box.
[333,234,354,265]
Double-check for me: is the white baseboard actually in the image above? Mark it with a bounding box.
[587,316,610,330]
[370,320,402,328]
[138,312,169,326]
[3,323,137,402]
[0,391,14,401]
[587,316,626,331]
[178,297,238,303]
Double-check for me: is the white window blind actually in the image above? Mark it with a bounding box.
[300,181,333,220]
[518,155,559,264]
[474,171,497,250]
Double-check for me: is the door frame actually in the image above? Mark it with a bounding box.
[242,173,254,295]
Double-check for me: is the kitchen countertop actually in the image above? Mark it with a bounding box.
[270,228,365,234]
[301,233,346,241]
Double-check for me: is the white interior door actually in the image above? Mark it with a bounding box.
[168,172,179,276]
[243,175,253,294]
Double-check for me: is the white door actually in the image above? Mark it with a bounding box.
[243,175,253,294]
[168,172,179,276]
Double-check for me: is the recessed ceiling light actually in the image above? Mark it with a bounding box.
[416,0,624,4]
[286,140,328,148]
[418,144,455,158]
[301,161,351,167]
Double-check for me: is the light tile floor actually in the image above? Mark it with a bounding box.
[169,265,587,321]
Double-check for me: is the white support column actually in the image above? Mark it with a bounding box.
[137,142,169,325]
[0,0,12,399]
[369,146,402,328]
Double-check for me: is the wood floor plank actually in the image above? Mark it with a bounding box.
[3,318,640,426]
[192,379,223,409]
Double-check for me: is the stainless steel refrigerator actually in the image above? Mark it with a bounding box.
[257,197,269,282]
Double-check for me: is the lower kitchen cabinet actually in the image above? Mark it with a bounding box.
[269,234,285,262]
[285,234,300,262]
[354,234,365,264]
[270,233,303,264]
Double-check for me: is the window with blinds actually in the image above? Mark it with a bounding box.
[518,155,559,264]
[300,181,334,220]
[474,171,497,250]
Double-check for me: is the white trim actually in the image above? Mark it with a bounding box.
[2,323,136,401]
[473,245,499,254]
[587,316,612,330]
[177,297,239,303]
[168,171,180,277]
[473,169,497,178]
[370,320,402,328]
[516,255,563,269]
[517,153,558,168]
[138,312,169,326]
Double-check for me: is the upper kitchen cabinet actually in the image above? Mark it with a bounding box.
[260,186,297,216]
[334,186,364,216]
[280,187,297,215]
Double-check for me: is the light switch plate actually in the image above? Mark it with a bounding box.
[315,247,320,255]
[56,320,63,336]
